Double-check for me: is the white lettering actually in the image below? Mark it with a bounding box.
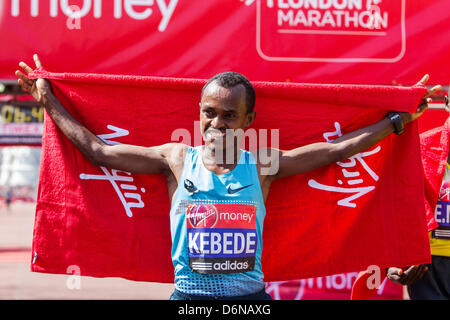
[278,0,290,9]
[156,0,178,32]
[50,0,58,16]
[308,121,381,208]
[219,212,255,224]
[190,231,257,255]
[288,0,303,9]
[321,10,336,27]
[31,0,39,16]
[435,203,442,223]
[333,0,347,10]
[276,0,388,31]
[319,0,332,9]
[331,274,346,290]
[79,125,146,218]
[210,233,221,254]
[223,233,233,254]
[93,0,102,18]
[308,180,375,208]
[447,205,450,224]
[124,0,153,20]
[10,0,179,32]
[188,232,200,253]
[366,265,382,289]
[304,0,317,9]
[349,0,361,10]
[344,10,358,27]
[278,9,293,26]
[308,10,321,26]
[199,233,209,254]
[66,265,81,290]
[234,233,245,254]
[66,5,81,29]
[246,233,256,254]
[61,0,92,19]
[11,0,19,16]
[114,0,122,18]
[277,0,364,10]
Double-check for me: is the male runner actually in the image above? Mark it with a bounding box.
[16,54,440,300]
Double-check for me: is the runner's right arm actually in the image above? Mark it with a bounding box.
[15,54,185,175]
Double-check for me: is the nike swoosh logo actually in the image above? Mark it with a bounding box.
[227,184,253,194]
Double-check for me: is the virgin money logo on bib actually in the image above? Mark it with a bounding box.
[438,181,450,201]
[186,202,258,274]
[187,204,219,228]
[256,0,405,62]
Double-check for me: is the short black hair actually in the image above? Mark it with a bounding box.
[201,72,255,113]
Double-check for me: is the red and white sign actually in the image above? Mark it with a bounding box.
[266,272,403,300]
[257,0,405,62]
[0,0,449,85]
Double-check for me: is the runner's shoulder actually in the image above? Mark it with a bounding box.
[156,142,190,163]
[155,143,189,177]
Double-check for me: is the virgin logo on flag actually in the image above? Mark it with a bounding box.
[79,125,146,218]
[308,121,381,208]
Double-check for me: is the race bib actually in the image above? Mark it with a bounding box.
[432,180,450,239]
[433,200,450,239]
[186,202,257,274]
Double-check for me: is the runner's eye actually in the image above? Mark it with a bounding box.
[204,109,215,117]
[224,113,236,119]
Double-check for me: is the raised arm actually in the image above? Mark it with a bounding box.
[16,54,186,176]
[265,75,441,181]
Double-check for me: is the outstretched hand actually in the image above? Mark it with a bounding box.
[386,265,428,286]
[15,54,51,105]
[400,74,442,124]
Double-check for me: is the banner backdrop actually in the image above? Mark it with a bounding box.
[266,272,403,300]
[1,0,449,85]
[29,70,430,283]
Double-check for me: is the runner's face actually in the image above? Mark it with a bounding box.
[200,82,254,148]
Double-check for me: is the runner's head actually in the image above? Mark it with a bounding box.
[200,72,256,149]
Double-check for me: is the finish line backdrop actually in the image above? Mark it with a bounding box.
[0,0,449,85]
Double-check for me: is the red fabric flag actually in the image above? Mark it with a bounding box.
[351,115,450,300]
[420,116,450,231]
[29,70,430,283]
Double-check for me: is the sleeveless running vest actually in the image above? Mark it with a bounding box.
[169,146,266,296]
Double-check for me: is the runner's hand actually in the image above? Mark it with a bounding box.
[386,265,428,286]
[399,74,441,124]
[15,54,51,105]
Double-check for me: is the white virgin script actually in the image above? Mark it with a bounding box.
[308,122,381,208]
[79,125,145,217]
[188,209,217,227]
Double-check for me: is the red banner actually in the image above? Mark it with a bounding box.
[30,70,430,283]
[266,273,403,300]
[1,0,449,85]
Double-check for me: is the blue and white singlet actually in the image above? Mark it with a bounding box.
[169,146,266,296]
